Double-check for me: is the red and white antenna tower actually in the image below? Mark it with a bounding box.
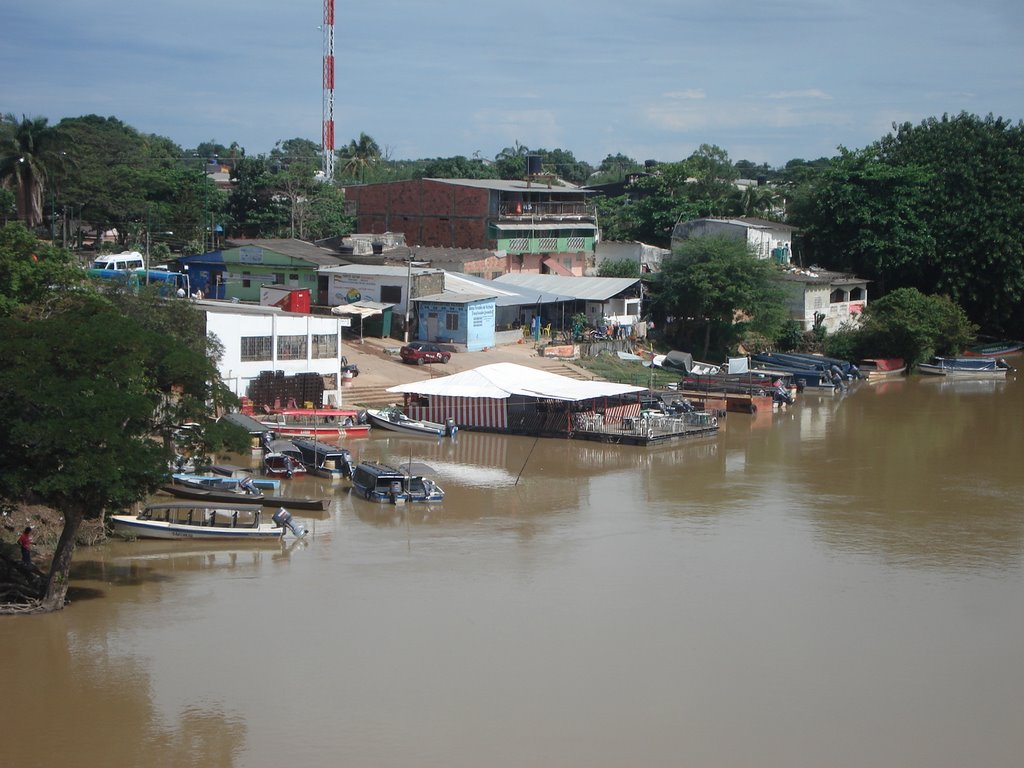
[322,0,335,181]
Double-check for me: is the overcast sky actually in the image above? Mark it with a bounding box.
[5,0,1022,168]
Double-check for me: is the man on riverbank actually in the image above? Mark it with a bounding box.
[17,526,32,566]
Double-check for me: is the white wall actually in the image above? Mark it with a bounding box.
[205,309,347,402]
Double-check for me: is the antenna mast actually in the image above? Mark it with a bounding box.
[322,0,335,181]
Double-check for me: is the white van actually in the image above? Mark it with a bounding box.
[91,251,145,271]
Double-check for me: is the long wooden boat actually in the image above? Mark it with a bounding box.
[259,407,370,439]
[917,357,1010,378]
[161,483,329,511]
[111,502,283,541]
[963,340,1024,358]
[365,407,456,438]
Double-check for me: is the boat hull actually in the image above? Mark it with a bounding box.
[366,408,447,437]
[111,516,283,540]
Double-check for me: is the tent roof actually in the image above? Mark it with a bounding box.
[386,362,647,401]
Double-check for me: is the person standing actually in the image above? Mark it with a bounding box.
[17,526,33,566]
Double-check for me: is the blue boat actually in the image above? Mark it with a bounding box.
[349,462,445,504]
[172,472,279,491]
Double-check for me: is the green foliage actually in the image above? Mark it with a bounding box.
[0,113,55,228]
[650,235,787,358]
[597,259,640,278]
[0,222,85,315]
[305,183,356,241]
[227,157,288,237]
[794,113,1024,336]
[855,287,976,366]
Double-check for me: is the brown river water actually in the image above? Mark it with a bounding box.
[2,374,1023,767]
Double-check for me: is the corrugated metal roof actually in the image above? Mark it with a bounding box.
[495,274,641,301]
[318,264,442,277]
[416,291,496,304]
[426,178,590,194]
[446,273,575,307]
[223,238,347,266]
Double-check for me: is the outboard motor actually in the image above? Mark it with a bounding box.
[341,453,356,479]
[445,418,458,439]
[272,507,308,538]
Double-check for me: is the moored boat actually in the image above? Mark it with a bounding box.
[859,358,907,380]
[111,502,285,541]
[162,482,329,511]
[365,406,457,438]
[963,340,1024,357]
[917,357,1011,378]
[290,438,355,480]
[259,407,370,439]
[349,461,445,504]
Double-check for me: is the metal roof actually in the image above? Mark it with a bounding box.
[416,291,497,304]
[222,238,347,266]
[425,178,591,194]
[493,222,597,232]
[446,273,575,306]
[318,264,443,277]
[494,274,641,301]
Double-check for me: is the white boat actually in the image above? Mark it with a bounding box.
[110,502,286,541]
[917,357,1011,379]
[365,407,457,438]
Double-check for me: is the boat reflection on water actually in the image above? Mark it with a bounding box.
[917,376,1010,395]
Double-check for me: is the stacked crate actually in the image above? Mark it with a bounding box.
[246,371,324,409]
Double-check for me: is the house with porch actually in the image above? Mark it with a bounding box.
[776,267,869,332]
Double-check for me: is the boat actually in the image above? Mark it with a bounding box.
[172,471,279,491]
[259,407,370,440]
[290,438,355,480]
[348,461,445,504]
[110,502,288,541]
[263,447,307,478]
[365,406,457,438]
[161,482,330,512]
[917,357,1011,378]
[963,340,1024,357]
[859,358,907,380]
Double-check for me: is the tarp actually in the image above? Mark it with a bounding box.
[661,351,693,373]
[386,362,647,402]
[331,303,383,318]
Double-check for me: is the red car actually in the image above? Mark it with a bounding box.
[400,342,451,365]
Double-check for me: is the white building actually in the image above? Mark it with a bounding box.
[776,267,869,332]
[671,217,796,263]
[200,301,350,404]
[594,241,669,274]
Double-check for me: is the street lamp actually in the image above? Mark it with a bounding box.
[404,260,430,344]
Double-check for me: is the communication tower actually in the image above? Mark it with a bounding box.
[322,0,335,181]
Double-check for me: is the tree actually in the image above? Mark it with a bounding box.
[0,226,241,611]
[650,235,787,359]
[227,157,287,238]
[794,113,1024,336]
[0,114,55,228]
[304,183,356,241]
[339,132,381,183]
[598,259,641,278]
[684,143,739,216]
[854,287,976,367]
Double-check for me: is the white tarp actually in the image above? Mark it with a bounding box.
[386,362,647,402]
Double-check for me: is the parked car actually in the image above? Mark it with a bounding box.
[400,342,451,365]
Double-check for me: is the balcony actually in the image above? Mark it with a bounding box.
[498,200,596,220]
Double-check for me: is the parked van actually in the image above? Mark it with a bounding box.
[91,251,145,272]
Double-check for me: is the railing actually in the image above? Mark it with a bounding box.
[498,201,596,218]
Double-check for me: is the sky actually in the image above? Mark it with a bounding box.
[4,0,1023,170]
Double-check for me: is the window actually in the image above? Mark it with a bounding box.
[277,334,307,361]
[380,285,402,304]
[240,336,273,361]
[242,271,251,288]
[566,237,586,250]
[445,313,459,331]
[312,334,337,359]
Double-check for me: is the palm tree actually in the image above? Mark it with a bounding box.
[0,114,53,228]
[339,132,381,182]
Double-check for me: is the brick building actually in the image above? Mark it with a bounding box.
[343,178,598,276]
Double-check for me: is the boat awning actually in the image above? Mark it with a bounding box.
[387,362,646,402]
[542,258,574,277]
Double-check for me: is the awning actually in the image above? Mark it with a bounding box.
[331,304,383,318]
[542,258,574,276]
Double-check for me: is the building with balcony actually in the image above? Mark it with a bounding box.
[343,178,598,276]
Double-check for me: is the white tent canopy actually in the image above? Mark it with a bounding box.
[386,362,647,402]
